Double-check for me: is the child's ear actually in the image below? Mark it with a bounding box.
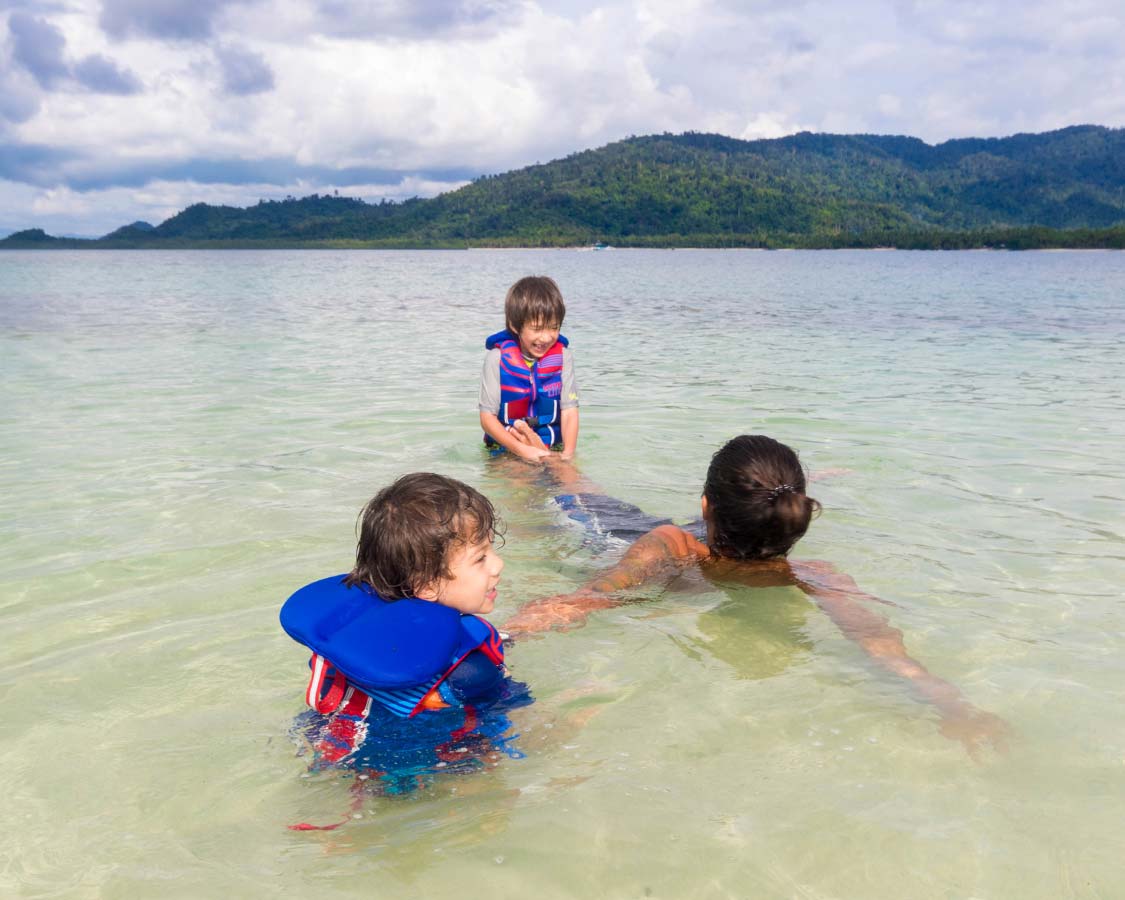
[414,580,441,602]
[700,495,710,521]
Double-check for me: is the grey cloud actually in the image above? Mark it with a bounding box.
[216,45,274,95]
[8,12,69,88]
[0,69,41,124]
[0,0,69,9]
[5,13,144,97]
[891,0,1050,51]
[0,142,77,183]
[73,54,143,95]
[311,0,522,39]
[0,140,477,191]
[98,0,232,41]
[95,158,479,192]
[714,0,816,9]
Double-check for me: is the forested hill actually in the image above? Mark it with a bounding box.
[6,125,1125,248]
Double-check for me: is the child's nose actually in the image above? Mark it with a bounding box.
[492,554,505,576]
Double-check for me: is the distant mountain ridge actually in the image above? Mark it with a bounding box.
[5,125,1125,249]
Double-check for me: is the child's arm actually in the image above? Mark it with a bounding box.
[503,525,704,635]
[792,560,1009,758]
[479,351,551,461]
[559,407,579,459]
[558,348,580,459]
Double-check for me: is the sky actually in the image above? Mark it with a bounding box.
[2,0,1123,237]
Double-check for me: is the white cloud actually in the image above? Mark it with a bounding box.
[740,113,805,141]
[877,93,902,117]
[2,0,1124,234]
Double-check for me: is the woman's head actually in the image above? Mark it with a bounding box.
[702,435,820,560]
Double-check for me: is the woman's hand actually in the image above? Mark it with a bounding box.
[508,420,552,461]
[503,592,619,638]
[937,701,1012,761]
[512,442,551,462]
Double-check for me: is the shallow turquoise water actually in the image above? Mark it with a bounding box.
[2,249,1123,898]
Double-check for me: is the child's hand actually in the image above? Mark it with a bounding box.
[509,419,551,449]
[938,703,1012,761]
[505,420,551,461]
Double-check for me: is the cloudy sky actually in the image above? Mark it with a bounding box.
[2,0,1123,236]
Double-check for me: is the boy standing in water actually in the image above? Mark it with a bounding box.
[479,276,580,461]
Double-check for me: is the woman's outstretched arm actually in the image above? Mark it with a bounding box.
[503,525,705,636]
[503,517,1010,758]
[792,560,1009,758]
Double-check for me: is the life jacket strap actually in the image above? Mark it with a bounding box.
[406,628,503,717]
[306,653,347,714]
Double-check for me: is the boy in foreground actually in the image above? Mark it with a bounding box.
[280,473,523,784]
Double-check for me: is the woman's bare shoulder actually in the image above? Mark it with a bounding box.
[646,524,710,560]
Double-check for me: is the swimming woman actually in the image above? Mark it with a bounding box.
[504,435,1009,758]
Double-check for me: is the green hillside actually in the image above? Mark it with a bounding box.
[5,126,1125,248]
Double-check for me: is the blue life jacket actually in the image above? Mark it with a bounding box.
[484,329,569,448]
[280,575,505,719]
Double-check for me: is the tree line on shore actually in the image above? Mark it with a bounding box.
[5,125,1125,249]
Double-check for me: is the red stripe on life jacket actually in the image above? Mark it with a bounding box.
[493,338,566,436]
[305,653,348,714]
[478,629,505,666]
[312,685,372,764]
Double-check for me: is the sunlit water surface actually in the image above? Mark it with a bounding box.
[2,249,1123,898]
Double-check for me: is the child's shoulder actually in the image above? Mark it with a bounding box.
[484,329,514,350]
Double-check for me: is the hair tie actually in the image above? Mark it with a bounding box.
[768,483,795,501]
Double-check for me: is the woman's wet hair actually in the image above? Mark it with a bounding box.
[505,275,566,333]
[345,473,501,600]
[703,435,821,560]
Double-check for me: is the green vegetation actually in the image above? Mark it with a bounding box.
[5,126,1125,249]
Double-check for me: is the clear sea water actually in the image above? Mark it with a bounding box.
[2,249,1123,899]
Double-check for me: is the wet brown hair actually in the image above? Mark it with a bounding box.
[703,435,821,560]
[344,473,501,600]
[504,276,566,334]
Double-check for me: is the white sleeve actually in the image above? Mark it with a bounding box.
[478,348,502,414]
[560,347,580,409]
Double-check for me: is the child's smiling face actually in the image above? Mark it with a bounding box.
[515,319,560,361]
[418,535,504,615]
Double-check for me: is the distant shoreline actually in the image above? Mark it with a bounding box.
[7,220,1125,252]
[5,235,1125,251]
